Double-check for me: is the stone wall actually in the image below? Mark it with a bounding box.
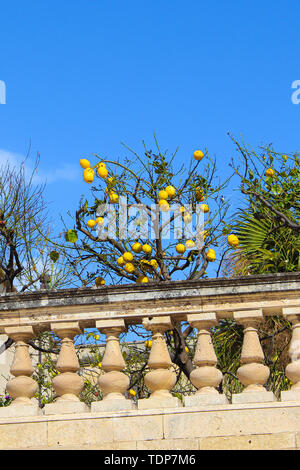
[0,401,299,450]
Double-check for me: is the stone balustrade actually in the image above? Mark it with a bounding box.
[0,272,299,418]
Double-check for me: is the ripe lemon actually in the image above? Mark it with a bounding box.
[183,213,192,223]
[132,242,142,253]
[200,204,210,213]
[227,234,239,248]
[195,187,205,202]
[87,219,96,228]
[186,240,195,249]
[97,166,108,179]
[265,168,275,177]
[80,159,91,169]
[185,346,189,353]
[98,362,102,368]
[165,185,176,198]
[159,199,170,212]
[176,243,186,254]
[206,248,216,262]
[142,244,152,254]
[193,150,204,161]
[137,275,149,283]
[124,262,135,274]
[145,340,152,348]
[109,192,119,203]
[140,259,150,271]
[129,389,136,397]
[95,277,105,286]
[107,176,115,184]
[83,168,95,184]
[180,206,186,213]
[96,217,104,226]
[117,256,125,266]
[158,189,168,200]
[98,162,106,168]
[123,252,134,262]
[150,259,158,269]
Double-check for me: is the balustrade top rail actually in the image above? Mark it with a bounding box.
[0,272,299,331]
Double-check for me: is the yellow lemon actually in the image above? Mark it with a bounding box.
[83,168,95,184]
[132,242,142,253]
[185,240,195,249]
[129,389,136,397]
[165,185,176,198]
[265,168,275,177]
[158,189,169,200]
[183,213,192,223]
[124,262,135,274]
[98,162,106,168]
[142,244,152,254]
[98,362,102,368]
[97,166,108,179]
[200,204,210,213]
[117,256,125,266]
[140,259,150,271]
[95,277,105,286]
[80,159,91,169]
[195,187,205,202]
[109,192,119,203]
[193,150,204,161]
[145,340,152,348]
[159,199,170,211]
[150,259,158,269]
[176,243,186,254]
[179,206,186,213]
[123,252,133,262]
[227,234,239,248]
[137,275,149,283]
[206,248,216,262]
[96,217,104,226]
[282,154,288,162]
[87,219,96,228]
[107,176,115,184]
[185,346,189,353]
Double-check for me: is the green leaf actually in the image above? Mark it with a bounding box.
[65,229,78,243]
[271,185,282,196]
[50,251,59,263]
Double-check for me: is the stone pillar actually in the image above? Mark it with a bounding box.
[232,310,276,404]
[184,313,228,406]
[138,316,182,410]
[44,322,89,415]
[281,308,300,401]
[91,319,136,412]
[0,326,41,417]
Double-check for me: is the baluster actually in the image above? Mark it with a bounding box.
[44,321,89,415]
[184,313,228,406]
[91,319,136,412]
[0,326,41,417]
[138,316,182,410]
[281,309,300,401]
[232,310,276,403]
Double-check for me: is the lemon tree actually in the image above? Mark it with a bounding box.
[223,135,300,276]
[61,138,231,288]
[52,137,232,382]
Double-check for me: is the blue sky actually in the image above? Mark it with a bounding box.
[0,0,299,241]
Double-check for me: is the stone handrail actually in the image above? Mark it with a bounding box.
[0,271,299,417]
